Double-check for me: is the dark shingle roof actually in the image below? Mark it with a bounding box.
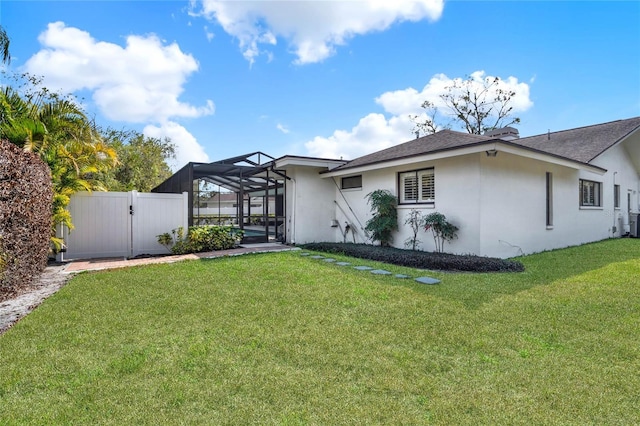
[330,117,640,172]
[513,117,640,163]
[331,130,491,171]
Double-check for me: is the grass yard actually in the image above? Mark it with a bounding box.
[1,239,639,424]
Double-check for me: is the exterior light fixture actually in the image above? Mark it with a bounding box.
[485,149,498,157]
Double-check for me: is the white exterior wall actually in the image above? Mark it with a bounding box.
[333,157,484,253]
[325,147,638,258]
[589,139,640,232]
[284,166,338,244]
[477,152,584,258]
[286,131,639,258]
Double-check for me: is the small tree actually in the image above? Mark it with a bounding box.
[404,209,423,251]
[410,73,522,136]
[364,189,397,247]
[423,212,458,253]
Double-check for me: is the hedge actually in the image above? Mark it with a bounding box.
[0,140,53,301]
[300,242,525,273]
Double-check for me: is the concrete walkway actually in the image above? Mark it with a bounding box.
[64,243,299,273]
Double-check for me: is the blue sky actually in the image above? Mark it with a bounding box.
[2,1,639,169]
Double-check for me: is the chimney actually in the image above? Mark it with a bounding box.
[484,127,520,141]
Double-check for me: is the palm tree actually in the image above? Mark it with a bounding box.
[0,25,10,64]
[0,86,117,249]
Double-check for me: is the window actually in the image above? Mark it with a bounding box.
[546,172,553,226]
[341,175,362,190]
[399,168,435,204]
[614,184,620,209]
[579,179,602,207]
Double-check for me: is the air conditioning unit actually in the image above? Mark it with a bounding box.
[630,213,639,238]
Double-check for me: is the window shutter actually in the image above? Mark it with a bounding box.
[403,174,418,202]
[420,170,434,202]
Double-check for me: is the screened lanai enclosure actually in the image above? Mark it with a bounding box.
[152,152,287,244]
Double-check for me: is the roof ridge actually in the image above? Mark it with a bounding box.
[520,116,640,140]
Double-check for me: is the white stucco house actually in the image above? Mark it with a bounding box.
[275,117,640,258]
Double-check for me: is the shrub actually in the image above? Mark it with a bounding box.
[423,212,458,253]
[157,225,244,255]
[0,140,53,301]
[364,189,398,247]
[300,242,524,273]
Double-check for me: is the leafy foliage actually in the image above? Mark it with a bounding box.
[364,189,397,247]
[98,128,175,192]
[0,74,117,248]
[158,226,244,255]
[0,25,9,64]
[410,73,521,136]
[0,140,53,301]
[423,212,458,253]
[300,242,524,272]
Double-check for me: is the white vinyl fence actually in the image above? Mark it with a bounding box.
[58,191,188,261]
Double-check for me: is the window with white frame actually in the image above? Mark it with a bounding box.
[399,168,435,204]
[614,184,620,209]
[579,179,602,207]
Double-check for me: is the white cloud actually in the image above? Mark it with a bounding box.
[24,22,215,123]
[144,121,210,171]
[190,0,444,65]
[276,123,290,134]
[22,22,214,169]
[305,113,413,160]
[305,71,533,160]
[376,71,533,117]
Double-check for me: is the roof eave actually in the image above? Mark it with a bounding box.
[321,140,607,178]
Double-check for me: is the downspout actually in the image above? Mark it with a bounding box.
[613,171,618,236]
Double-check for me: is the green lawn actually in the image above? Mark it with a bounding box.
[1,239,639,425]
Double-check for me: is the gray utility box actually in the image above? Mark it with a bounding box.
[630,213,639,238]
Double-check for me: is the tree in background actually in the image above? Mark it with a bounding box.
[0,74,117,248]
[98,128,176,192]
[410,74,521,136]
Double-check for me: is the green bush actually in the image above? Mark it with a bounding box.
[364,189,398,247]
[300,242,524,273]
[423,212,459,253]
[158,225,244,255]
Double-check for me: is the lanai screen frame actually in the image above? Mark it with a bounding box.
[152,152,288,244]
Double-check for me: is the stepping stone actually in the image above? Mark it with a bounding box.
[300,252,310,256]
[395,274,410,279]
[323,258,336,262]
[415,276,441,285]
[353,266,373,271]
[370,269,392,275]
[335,262,351,266]
[310,255,325,259]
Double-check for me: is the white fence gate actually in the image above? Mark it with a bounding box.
[58,191,188,261]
